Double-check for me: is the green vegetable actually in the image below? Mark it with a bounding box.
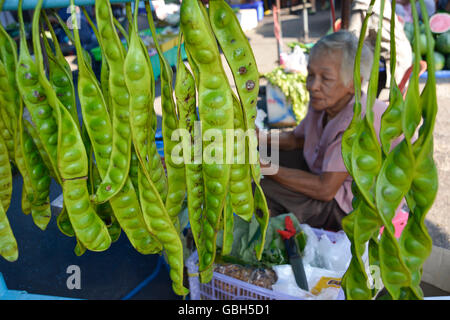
[216,213,304,268]
[175,31,203,256]
[0,202,17,262]
[433,51,445,70]
[413,33,427,56]
[180,0,234,273]
[287,41,313,54]
[145,1,186,229]
[209,0,269,260]
[93,0,133,204]
[342,0,439,300]
[33,0,111,252]
[263,67,309,124]
[41,12,78,128]
[72,0,161,255]
[436,31,450,54]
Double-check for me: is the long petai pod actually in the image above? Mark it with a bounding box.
[379,0,405,156]
[16,0,60,183]
[180,0,234,272]
[0,62,15,162]
[174,31,203,254]
[145,0,186,229]
[341,182,381,299]
[0,0,19,141]
[126,1,167,203]
[33,0,111,252]
[40,13,79,129]
[341,0,374,175]
[92,0,133,204]
[176,35,214,282]
[137,30,168,202]
[81,6,112,118]
[398,0,438,299]
[0,125,12,213]
[208,0,269,259]
[0,202,17,262]
[71,0,161,255]
[21,117,52,231]
[126,0,187,295]
[341,0,383,300]
[229,93,254,223]
[350,0,385,210]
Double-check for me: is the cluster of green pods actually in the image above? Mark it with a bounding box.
[341,0,438,300]
[180,0,270,280]
[0,0,272,297]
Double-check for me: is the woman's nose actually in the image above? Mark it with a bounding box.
[307,76,320,93]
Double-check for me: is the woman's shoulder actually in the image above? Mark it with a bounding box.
[373,97,390,115]
[360,91,389,114]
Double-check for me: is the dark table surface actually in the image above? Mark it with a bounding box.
[0,167,181,300]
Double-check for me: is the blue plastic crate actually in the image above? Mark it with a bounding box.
[231,1,264,21]
[419,70,450,79]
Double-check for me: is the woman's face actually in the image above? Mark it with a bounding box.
[306,50,355,116]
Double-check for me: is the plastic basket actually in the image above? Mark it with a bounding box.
[187,227,346,300]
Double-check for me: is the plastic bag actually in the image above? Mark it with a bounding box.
[271,265,315,299]
[299,225,352,272]
[272,264,343,300]
[316,231,352,272]
[255,108,267,130]
[299,224,319,267]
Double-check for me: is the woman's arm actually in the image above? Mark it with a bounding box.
[257,128,304,151]
[263,164,349,202]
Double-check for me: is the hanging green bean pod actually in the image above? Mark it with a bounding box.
[40,15,78,129]
[145,1,186,229]
[180,0,234,272]
[71,0,161,255]
[0,203,17,262]
[33,0,111,252]
[208,0,269,259]
[174,31,203,254]
[397,0,438,299]
[92,0,133,204]
[16,0,60,181]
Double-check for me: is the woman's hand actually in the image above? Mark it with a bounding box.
[259,156,271,169]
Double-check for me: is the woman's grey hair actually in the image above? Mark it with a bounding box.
[309,30,373,86]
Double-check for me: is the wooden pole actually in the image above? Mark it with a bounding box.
[341,0,351,30]
[274,0,283,59]
[302,0,309,41]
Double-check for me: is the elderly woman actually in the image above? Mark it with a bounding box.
[258,30,389,232]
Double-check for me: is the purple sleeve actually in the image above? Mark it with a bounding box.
[322,134,349,173]
[293,120,306,139]
[293,106,312,139]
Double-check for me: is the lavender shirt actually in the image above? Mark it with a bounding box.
[293,92,391,214]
